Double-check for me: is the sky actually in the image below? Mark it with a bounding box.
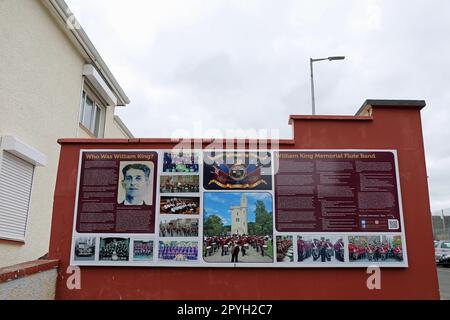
[204,192,273,225]
[65,0,450,212]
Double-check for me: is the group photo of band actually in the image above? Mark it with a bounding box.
[163,151,199,173]
[160,196,200,215]
[133,240,153,261]
[99,238,130,261]
[203,235,273,263]
[160,175,199,193]
[74,237,96,261]
[276,235,293,262]
[158,241,199,261]
[348,235,404,263]
[297,235,345,263]
[159,218,199,237]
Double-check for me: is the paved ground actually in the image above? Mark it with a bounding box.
[437,266,450,300]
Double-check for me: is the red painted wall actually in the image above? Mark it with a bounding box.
[49,104,439,299]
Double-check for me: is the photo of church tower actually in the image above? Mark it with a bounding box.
[231,194,248,235]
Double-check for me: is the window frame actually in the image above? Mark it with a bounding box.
[79,81,107,138]
[441,242,450,249]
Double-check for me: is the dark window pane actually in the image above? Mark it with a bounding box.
[94,105,101,137]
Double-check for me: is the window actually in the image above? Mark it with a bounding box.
[0,151,34,242]
[441,242,450,249]
[79,85,106,137]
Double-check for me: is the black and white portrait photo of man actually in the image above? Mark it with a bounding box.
[118,162,154,206]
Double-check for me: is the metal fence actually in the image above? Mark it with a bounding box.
[432,209,450,240]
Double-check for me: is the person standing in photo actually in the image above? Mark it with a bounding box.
[231,242,240,263]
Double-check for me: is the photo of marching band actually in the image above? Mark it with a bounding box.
[163,151,199,173]
[159,218,199,237]
[203,235,273,263]
[160,196,200,215]
[276,235,294,262]
[348,235,404,263]
[74,237,96,261]
[133,240,153,261]
[158,241,199,261]
[203,192,274,263]
[297,235,346,263]
[160,175,199,193]
[99,238,130,261]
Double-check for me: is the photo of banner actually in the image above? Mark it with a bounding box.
[203,151,272,190]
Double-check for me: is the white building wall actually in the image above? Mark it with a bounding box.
[104,107,129,138]
[0,0,128,267]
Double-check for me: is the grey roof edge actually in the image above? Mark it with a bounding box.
[45,0,130,106]
[356,99,426,116]
[114,116,134,138]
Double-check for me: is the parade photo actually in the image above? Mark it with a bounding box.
[160,196,200,215]
[203,192,274,263]
[160,175,199,193]
[348,235,383,262]
[99,238,130,261]
[297,235,345,263]
[203,151,272,190]
[158,241,198,261]
[117,161,154,206]
[159,218,199,237]
[133,240,153,261]
[163,151,199,173]
[380,235,404,263]
[74,237,96,261]
[276,235,294,262]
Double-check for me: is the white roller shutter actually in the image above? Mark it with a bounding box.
[0,151,34,242]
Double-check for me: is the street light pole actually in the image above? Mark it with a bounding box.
[309,56,345,115]
[310,58,316,116]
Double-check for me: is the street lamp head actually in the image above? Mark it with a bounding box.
[328,56,345,61]
[310,55,346,115]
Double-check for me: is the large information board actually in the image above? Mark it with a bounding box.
[70,149,407,268]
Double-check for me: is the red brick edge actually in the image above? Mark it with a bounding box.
[0,260,59,284]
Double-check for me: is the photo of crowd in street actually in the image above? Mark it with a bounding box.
[297,235,345,263]
[160,175,199,194]
[160,196,200,215]
[159,218,199,237]
[74,237,96,261]
[133,240,153,261]
[99,237,130,261]
[276,235,293,262]
[163,151,199,173]
[158,241,198,261]
[203,192,274,263]
[348,235,404,263]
